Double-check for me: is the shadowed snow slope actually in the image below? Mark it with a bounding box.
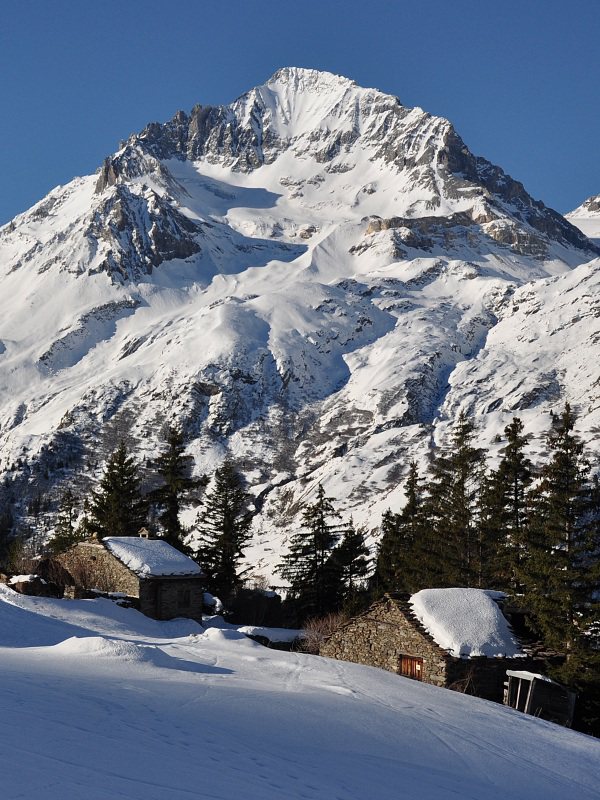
[1,68,600,578]
[0,587,598,800]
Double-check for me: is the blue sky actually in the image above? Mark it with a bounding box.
[1,0,598,224]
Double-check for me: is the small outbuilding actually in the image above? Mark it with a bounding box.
[504,670,577,727]
[320,588,545,703]
[56,535,205,622]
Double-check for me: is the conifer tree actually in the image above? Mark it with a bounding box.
[150,426,204,551]
[478,417,534,590]
[88,442,147,539]
[195,460,252,601]
[331,518,370,610]
[372,462,428,594]
[520,404,599,671]
[277,484,344,620]
[372,508,403,596]
[48,489,85,553]
[423,412,485,586]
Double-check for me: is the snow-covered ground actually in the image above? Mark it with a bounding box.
[1,585,598,799]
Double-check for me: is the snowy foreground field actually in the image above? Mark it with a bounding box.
[1,586,598,800]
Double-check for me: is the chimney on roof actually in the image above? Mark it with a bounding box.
[138,527,150,539]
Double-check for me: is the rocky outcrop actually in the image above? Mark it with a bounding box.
[85,185,201,280]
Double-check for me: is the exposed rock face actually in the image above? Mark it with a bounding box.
[85,185,201,281]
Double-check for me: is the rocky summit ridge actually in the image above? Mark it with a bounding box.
[1,67,599,577]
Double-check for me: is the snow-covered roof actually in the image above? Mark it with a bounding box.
[103,537,204,578]
[506,670,555,684]
[409,588,525,659]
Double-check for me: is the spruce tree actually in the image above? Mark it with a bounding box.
[48,489,85,553]
[423,412,485,586]
[88,442,147,539]
[195,460,252,602]
[331,518,370,610]
[150,426,204,551]
[520,404,599,671]
[372,461,428,594]
[277,484,344,620]
[372,508,403,596]
[478,418,534,590]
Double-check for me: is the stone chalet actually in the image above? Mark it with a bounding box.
[56,534,205,623]
[320,589,547,703]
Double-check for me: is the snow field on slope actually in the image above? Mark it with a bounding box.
[1,586,598,800]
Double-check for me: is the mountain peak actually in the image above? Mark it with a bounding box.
[265,66,360,93]
[567,194,600,218]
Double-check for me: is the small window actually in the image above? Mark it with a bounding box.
[399,655,423,681]
[177,588,191,609]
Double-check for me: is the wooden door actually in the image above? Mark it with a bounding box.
[399,655,424,681]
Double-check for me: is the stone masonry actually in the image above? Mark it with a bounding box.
[320,594,540,703]
[55,539,205,623]
[321,594,448,687]
[56,541,140,596]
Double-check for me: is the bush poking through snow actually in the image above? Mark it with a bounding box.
[301,612,348,655]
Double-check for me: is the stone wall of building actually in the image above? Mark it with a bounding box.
[56,541,140,597]
[139,576,204,623]
[320,596,448,687]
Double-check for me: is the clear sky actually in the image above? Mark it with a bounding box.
[1,0,598,225]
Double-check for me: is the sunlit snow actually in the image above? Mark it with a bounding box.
[1,585,598,800]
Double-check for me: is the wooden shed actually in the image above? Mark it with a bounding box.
[320,590,545,703]
[56,535,205,622]
[504,670,576,727]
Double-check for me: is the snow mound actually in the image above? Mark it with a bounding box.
[103,537,203,577]
[410,588,524,658]
[200,627,252,643]
[50,636,154,662]
[48,635,199,670]
[238,625,303,643]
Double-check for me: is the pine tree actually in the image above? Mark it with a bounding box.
[520,404,599,671]
[48,489,85,553]
[150,426,204,551]
[478,417,534,590]
[372,508,403,595]
[372,461,428,594]
[423,412,485,586]
[332,518,370,610]
[88,442,147,539]
[195,460,252,602]
[277,484,344,620]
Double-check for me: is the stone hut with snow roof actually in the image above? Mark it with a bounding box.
[320,589,547,703]
[56,535,205,622]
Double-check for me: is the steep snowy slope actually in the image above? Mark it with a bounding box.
[1,587,598,800]
[0,68,598,574]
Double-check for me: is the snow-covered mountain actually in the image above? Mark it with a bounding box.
[1,67,599,574]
